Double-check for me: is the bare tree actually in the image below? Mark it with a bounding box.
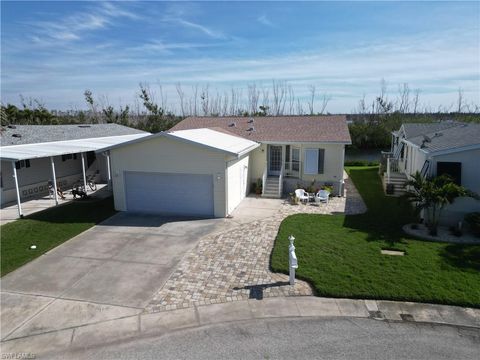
[247,83,260,115]
[200,85,209,115]
[397,83,410,113]
[307,85,316,115]
[175,83,186,117]
[287,85,295,115]
[272,80,287,115]
[318,94,331,114]
[356,94,368,114]
[457,87,464,113]
[412,89,421,114]
[190,84,199,116]
[296,98,304,115]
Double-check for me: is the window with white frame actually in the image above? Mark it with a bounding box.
[15,159,31,170]
[304,149,325,174]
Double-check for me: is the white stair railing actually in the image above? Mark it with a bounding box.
[262,165,267,196]
[279,163,285,198]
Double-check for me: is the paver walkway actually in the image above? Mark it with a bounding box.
[147,175,366,312]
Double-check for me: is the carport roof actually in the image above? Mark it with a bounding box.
[0,133,151,161]
[97,128,260,157]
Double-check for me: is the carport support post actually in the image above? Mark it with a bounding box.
[81,152,87,192]
[50,156,59,205]
[11,161,23,217]
[106,152,112,190]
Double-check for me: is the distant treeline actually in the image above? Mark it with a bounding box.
[347,113,480,149]
[1,80,479,148]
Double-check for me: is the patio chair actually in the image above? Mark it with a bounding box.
[295,189,310,204]
[315,190,330,205]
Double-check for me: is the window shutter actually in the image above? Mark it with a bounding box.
[25,159,31,168]
[62,155,66,162]
[317,149,325,174]
[15,161,20,170]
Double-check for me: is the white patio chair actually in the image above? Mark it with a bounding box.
[295,189,310,204]
[315,190,330,205]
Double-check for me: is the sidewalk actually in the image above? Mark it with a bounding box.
[2,296,479,358]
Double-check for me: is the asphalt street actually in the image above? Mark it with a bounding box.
[53,317,480,360]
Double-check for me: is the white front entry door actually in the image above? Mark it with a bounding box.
[268,145,282,176]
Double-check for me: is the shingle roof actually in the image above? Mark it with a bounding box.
[170,116,351,143]
[0,124,147,146]
[401,122,460,139]
[408,123,480,153]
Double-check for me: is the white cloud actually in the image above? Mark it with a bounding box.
[166,18,226,39]
[25,2,140,46]
[257,15,274,27]
[2,24,478,113]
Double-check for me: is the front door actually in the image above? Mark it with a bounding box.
[268,145,282,176]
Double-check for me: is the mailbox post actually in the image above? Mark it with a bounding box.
[288,235,298,285]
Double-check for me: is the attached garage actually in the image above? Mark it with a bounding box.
[99,128,259,218]
[124,172,214,217]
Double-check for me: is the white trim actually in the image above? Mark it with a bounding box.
[81,152,87,192]
[50,156,58,205]
[96,129,260,157]
[260,140,351,145]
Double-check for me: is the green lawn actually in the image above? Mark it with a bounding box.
[1,197,116,276]
[271,166,480,308]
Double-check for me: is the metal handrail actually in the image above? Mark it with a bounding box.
[262,164,267,196]
[283,161,302,177]
[279,163,285,197]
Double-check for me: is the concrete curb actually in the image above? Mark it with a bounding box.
[1,296,479,357]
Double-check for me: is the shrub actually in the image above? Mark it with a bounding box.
[344,160,379,167]
[465,212,480,238]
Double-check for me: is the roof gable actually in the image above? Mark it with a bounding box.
[169,116,351,143]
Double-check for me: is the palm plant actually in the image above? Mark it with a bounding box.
[404,172,478,235]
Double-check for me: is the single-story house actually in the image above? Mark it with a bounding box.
[386,121,480,224]
[98,116,351,218]
[0,124,150,216]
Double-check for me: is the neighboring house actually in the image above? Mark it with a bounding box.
[99,116,351,218]
[385,122,480,224]
[0,124,149,214]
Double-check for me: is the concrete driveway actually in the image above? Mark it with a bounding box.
[1,212,228,341]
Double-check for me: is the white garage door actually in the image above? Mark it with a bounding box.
[124,172,214,217]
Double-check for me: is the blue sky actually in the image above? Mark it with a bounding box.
[1,1,479,113]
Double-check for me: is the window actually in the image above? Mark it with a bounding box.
[437,162,462,185]
[304,149,325,174]
[292,147,300,172]
[62,154,77,161]
[15,159,30,170]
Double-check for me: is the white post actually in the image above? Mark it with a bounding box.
[81,152,87,192]
[11,161,23,217]
[387,157,391,183]
[288,235,298,285]
[106,152,112,190]
[50,156,58,205]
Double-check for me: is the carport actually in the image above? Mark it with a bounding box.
[99,128,260,218]
[0,133,149,218]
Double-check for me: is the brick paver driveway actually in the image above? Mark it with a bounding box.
[147,176,366,312]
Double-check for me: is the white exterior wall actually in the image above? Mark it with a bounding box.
[248,142,346,194]
[431,148,480,225]
[227,154,249,214]
[400,144,427,178]
[1,156,84,205]
[109,136,228,218]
